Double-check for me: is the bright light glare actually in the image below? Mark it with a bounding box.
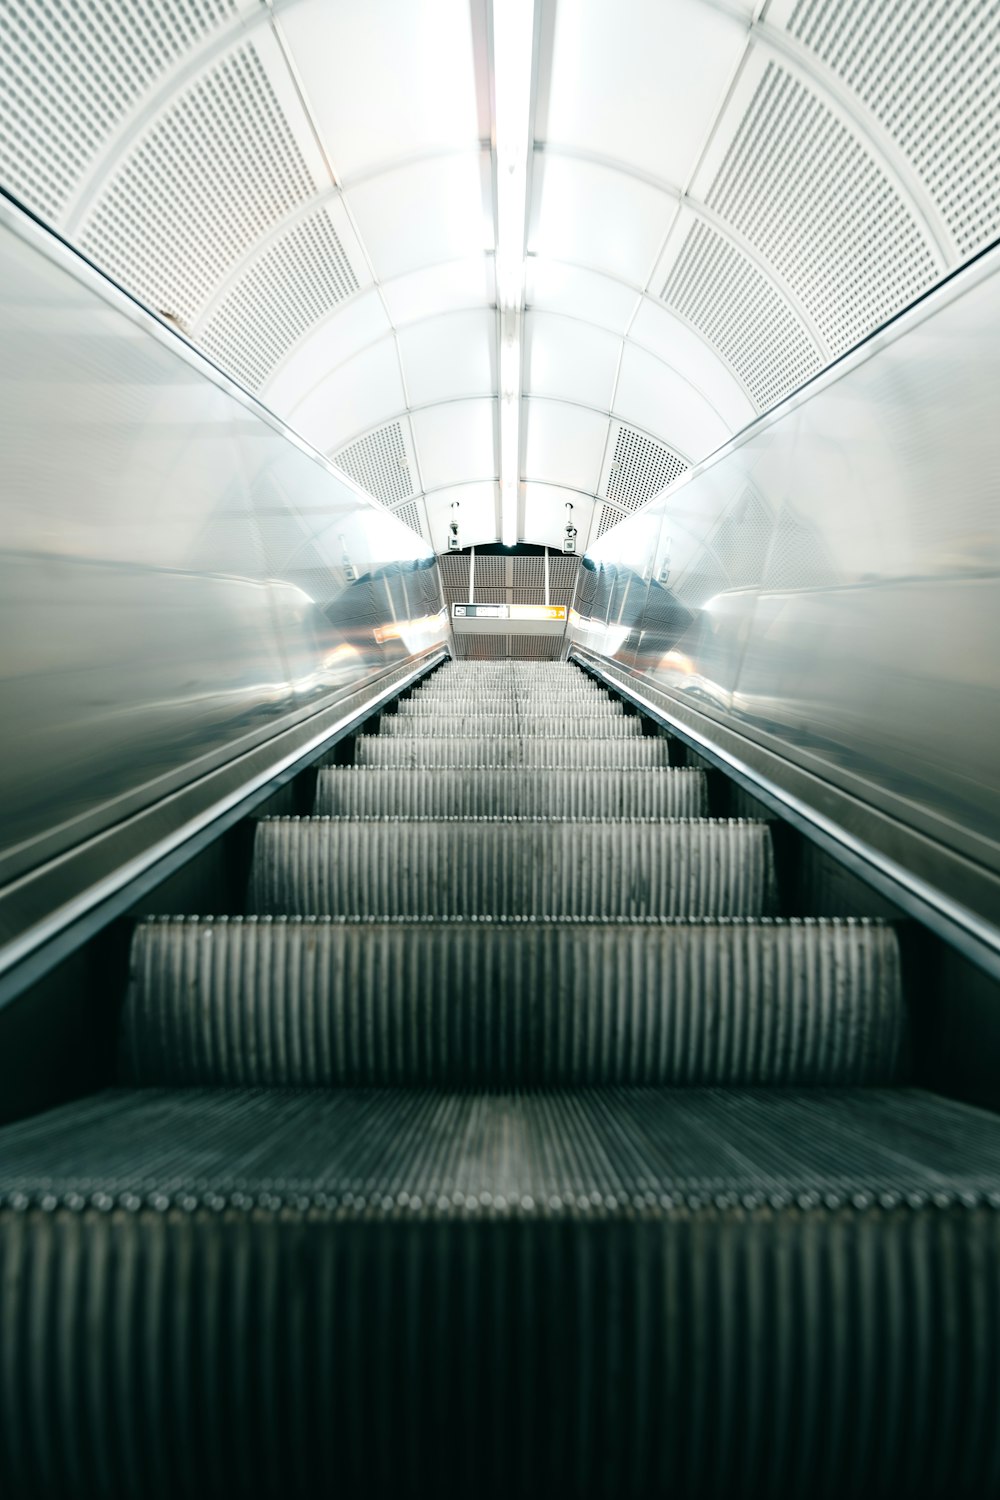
[493,0,534,314]
[493,0,533,546]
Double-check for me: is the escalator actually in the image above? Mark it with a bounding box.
[2,658,1000,1497]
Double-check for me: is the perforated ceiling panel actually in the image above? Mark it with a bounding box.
[454,632,564,661]
[0,0,239,222]
[706,63,938,354]
[2,0,998,558]
[77,43,317,327]
[662,221,822,410]
[789,0,1000,258]
[199,210,359,390]
[595,503,627,540]
[604,426,688,512]
[333,423,415,508]
[390,499,427,541]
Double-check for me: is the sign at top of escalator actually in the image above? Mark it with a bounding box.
[452,603,567,621]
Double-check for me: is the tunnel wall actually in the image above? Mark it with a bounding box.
[570,243,1000,944]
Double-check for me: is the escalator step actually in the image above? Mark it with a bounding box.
[122,917,904,1087]
[379,714,642,738]
[354,735,672,767]
[249,818,777,920]
[314,766,707,818]
[1,1087,999,1497]
[411,688,610,701]
[398,693,621,709]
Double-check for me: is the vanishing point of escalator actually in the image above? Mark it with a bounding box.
[1,660,1000,1497]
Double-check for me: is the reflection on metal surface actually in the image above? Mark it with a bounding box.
[0,198,449,906]
[571,242,1000,925]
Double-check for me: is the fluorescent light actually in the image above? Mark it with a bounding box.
[493,0,534,314]
[499,311,519,545]
[493,0,534,546]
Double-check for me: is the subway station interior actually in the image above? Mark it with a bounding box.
[1,0,1000,1493]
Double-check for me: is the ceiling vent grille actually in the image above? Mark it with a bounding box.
[605,426,688,511]
[706,62,937,354]
[474,556,508,589]
[455,633,508,660]
[199,209,359,390]
[455,633,563,661]
[0,0,238,222]
[595,503,627,540]
[77,43,317,327]
[662,220,821,410]
[789,0,1000,258]
[390,499,427,540]
[548,555,580,591]
[334,423,415,507]
[439,554,470,594]
[511,634,564,660]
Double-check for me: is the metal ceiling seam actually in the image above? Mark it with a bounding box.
[525,252,760,412]
[59,0,280,235]
[321,394,698,477]
[258,288,497,405]
[263,5,434,509]
[278,321,498,433]
[187,168,491,337]
[535,142,829,358]
[524,306,740,436]
[750,19,956,270]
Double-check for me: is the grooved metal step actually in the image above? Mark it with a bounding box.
[402,688,616,703]
[379,713,643,738]
[2,1087,1000,1495]
[249,818,777,920]
[395,696,620,714]
[123,917,904,1087]
[314,766,707,819]
[353,736,673,768]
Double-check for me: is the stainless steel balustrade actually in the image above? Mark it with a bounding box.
[0,197,448,983]
[569,242,1000,959]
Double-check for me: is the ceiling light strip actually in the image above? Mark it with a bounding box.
[492,0,535,546]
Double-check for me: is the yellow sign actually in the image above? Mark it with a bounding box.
[508,605,567,621]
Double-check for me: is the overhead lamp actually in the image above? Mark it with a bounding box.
[493,0,534,549]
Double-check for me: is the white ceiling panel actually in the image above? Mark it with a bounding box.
[529,153,674,287]
[538,0,748,186]
[425,481,499,551]
[398,310,496,407]
[524,311,620,410]
[410,399,496,491]
[612,343,729,460]
[523,399,609,494]
[276,0,482,181]
[345,153,493,283]
[628,298,757,431]
[525,258,638,334]
[260,289,391,415]
[383,256,495,326]
[286,338,405,454]
[522,481,597,551]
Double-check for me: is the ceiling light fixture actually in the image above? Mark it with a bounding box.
[492,0,534,548]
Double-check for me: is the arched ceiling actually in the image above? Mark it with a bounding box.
[2,0,998,553]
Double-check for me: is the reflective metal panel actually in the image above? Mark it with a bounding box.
[571,247,1000,921]
[0,198,448,898]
